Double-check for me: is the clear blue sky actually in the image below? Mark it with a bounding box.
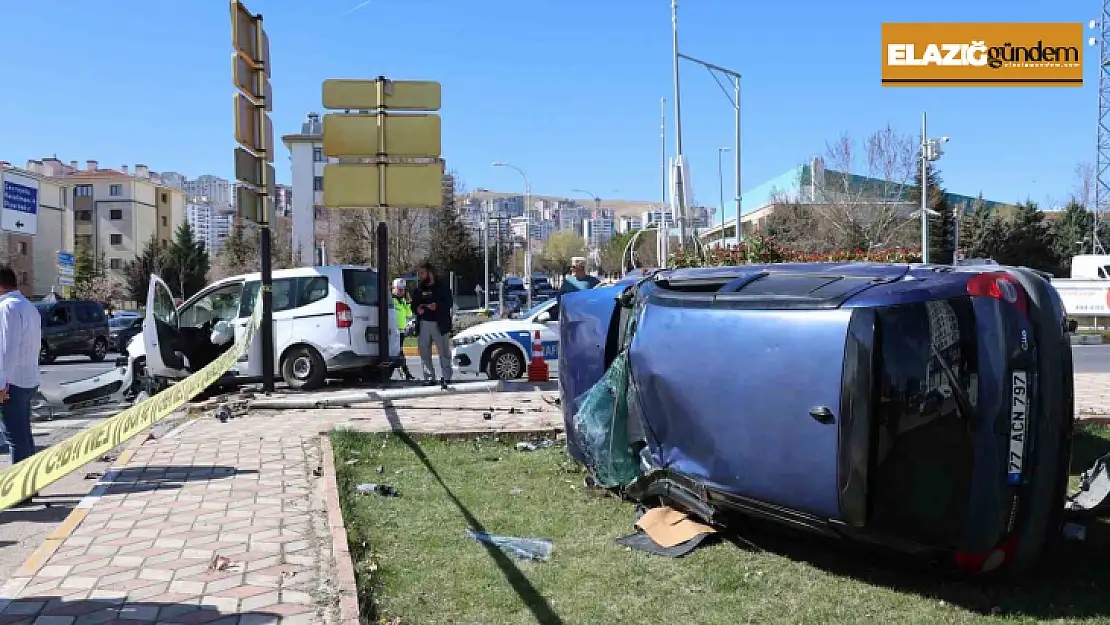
[0,0,1098,218]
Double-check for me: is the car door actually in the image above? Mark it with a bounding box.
[142,275,188,378]
[538,301,560,376]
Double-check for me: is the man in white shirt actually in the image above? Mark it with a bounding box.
[0,266,42,481]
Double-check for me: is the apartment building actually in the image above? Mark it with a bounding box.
[27,158,186,275]
[185,175,233,213]
[186,199,235,253]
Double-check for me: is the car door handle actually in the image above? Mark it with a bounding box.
[808,406,835,424]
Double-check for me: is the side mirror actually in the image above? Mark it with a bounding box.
[535,312,551,324]
[1067,319,1079,333]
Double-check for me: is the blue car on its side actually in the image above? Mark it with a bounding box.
[559,262,1074,576]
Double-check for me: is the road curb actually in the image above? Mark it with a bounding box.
[0,426,155,608]
[1072,334,1107,345]
[319,435,362,625]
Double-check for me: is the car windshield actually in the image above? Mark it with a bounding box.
[523,301,553,320]
[868,297,979,549]
[109,317,137,329]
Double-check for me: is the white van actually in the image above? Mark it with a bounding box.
[127,265,401,391]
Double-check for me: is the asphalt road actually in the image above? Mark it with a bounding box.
[1072,344,1110,374]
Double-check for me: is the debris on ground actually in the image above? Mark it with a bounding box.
[466,528,552,561]
[616,505,717,558]
[509,488,522,495]
[84,472,102,480]
[98,454,117,463]
[209,555,234,571]
[515,439,556,452]
[214,405,232,423]
[483,411,493,420]
[312,466,323,477]
[376,465,385,474]
[357,483,401,497]
[344,459,360,466]
[542,394,560,407]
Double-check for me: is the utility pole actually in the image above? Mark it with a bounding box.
[671,0,689,249]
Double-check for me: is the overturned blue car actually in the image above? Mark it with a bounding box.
[559,262,1077,576]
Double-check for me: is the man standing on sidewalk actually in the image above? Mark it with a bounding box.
[411,262,454,385]
[0,266,41,484]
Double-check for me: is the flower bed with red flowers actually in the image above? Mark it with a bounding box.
[670,234,922,268]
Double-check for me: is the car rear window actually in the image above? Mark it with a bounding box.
[343,269,379,306]
[869,297,978,549]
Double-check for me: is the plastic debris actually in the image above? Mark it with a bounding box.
[344,459,360,466]
[357,483,400,497]
[509,488,522,495]
[376,465,385,474]
[515,439,555,452]
[466,529,552,561]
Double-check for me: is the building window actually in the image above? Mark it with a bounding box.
[162,239,168,247]
[76,210,92,221]
[61,190,67,206]
[17,242,27,255]
[313,147,324,162]
[110,234,123,245]
[313,176,324,191]
[109,184,122,196]
[19,272,27,286]
[314,206,326,218]
[110,209,123,220]
[161,192,168,203]
[161,216,168,226]
[76,235,92,248]
[109,258,121,270]
[75,185,92,197]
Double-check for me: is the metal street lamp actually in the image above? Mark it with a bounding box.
[572,188,602,267]
[911,112,950,264]
[716,147,730,236]
[492,161,532,309]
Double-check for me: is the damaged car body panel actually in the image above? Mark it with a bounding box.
[560,262,1079,576]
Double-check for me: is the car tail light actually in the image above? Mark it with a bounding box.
[954,535,1020,574]
[336,301,353,328]
[967,272,1028,316]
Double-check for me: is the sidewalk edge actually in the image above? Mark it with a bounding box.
[319,434,362,625]
[0,428,154,605]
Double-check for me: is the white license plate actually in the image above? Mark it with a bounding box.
[1008,371,1028,485]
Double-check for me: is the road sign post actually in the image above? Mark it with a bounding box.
[1,169,40,237]
[321,77,444,367]
[231,0,277,393]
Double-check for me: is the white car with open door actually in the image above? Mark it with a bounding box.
[129,265,402,391]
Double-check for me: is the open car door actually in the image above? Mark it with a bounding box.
[142,275,189,379]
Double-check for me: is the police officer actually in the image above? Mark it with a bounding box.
[392,278,415,381]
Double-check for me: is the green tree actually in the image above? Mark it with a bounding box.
[992,200,1060,274]
[427,202,481,290]
[210,222,260,281]
[122,235,167,302]
[73,246,96,295]
[598,231,635,276]
[164,222,209,299]
[1050,200,1094,276]
[541,230,586,277]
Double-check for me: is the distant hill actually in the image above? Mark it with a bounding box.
[466,189,666,218]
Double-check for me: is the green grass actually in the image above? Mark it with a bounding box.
[333,427,1110,625]
[402,336,417,349]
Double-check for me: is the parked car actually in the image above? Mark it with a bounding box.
[560,262,1074,577]
[36,300,111,364]
[452,298,559,380]
[108,316,142,352]
[124,265,403,391]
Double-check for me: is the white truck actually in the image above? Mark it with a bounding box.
[1049,255,1110,321]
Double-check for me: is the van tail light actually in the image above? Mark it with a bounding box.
[954,535,1020,574]
[336,301,353,328]
[967,272,1029,316]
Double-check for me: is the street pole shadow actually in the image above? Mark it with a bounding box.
[384,406,565,625]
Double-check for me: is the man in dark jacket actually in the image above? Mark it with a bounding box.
[411,262,454,385]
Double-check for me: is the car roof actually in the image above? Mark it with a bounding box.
[211,265,377,287]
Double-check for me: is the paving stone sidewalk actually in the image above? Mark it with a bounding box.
[1077,372,1110,416]
[0,386,562,624]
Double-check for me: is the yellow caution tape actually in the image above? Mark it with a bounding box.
[0,291,264,513]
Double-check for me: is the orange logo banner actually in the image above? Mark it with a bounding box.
[881,23,1084,87]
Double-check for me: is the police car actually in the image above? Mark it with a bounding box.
[451,298,559,380]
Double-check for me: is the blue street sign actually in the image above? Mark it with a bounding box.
[57,252,75,266]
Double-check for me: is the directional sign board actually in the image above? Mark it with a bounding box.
[322,79,441,111]
[0,169,39,236]
[322,114,441,158]
[323,163,445,209]
[231,0,273,225]
[57,252,74,266]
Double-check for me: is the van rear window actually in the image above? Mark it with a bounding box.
[343,269,379,306]
[869,297,978,549]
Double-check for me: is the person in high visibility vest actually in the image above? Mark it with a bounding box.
[392,278,415,381]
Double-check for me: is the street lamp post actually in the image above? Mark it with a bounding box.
[716,147,730,235]
[492,161,532,310]
[482,210,490,309]
[917,111,950,264]
[572,188,601,267]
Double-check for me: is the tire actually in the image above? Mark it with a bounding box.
[281,346,327,390]
[486,346,524,380]
[39,342,55,365]
[89,338,107,362]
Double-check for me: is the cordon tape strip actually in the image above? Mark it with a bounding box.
[0,292,264,513]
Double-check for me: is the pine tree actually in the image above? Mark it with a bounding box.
[1050,200,1093,276]
[122,235,167,302]
[427,202,481,290]
[908,159,953,263]
[164,222,210,298]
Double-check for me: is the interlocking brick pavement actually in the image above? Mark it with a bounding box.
[1077,373,1110,416]
[0,386,562,624]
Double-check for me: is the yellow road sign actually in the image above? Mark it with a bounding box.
[322,79,441,111]
[235,184,273,223]
[233,53,272,111]
[234,147,275,189]
[234,94,273,160]
[322,114,441,158]
[231,1,269,69]
[323,162,445,208]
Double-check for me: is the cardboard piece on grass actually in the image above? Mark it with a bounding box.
[635,505,715,548]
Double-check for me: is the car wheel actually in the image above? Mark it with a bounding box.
[486,346,524,380]
[39,343,55,365]
[89,338,108,362]
[282,346,326,390]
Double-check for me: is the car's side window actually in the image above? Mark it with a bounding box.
[179,283,243,328]
[76,305,94,323]
[297,276,329,308]
[50,306,71,327]
[240,279,297,317]
[547,303,560,321]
